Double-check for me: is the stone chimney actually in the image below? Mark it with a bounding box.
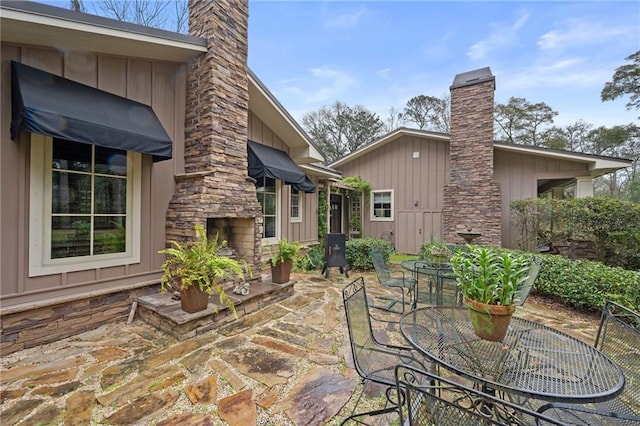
[442,67,502,246]
[165,0,263,271]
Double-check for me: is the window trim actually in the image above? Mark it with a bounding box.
[256,177,281,244]
[370,189,394,222]
[29,134,141,277]
[290,187,302,223]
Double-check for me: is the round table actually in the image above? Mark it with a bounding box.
[400,307,625,403]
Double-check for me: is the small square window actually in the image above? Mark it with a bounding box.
[371,190,393,221]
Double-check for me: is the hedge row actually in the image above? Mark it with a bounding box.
[530,253,640,313]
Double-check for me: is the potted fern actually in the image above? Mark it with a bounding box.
[158,224,250,314]
[270,239,302,284]
[451,245,530,341]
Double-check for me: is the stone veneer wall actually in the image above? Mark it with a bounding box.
[165,0,263,272]
[0,286,158,355]
[442,71,502,246]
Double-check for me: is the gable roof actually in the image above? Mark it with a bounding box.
[1,0,324,166]
[330,127,632,178]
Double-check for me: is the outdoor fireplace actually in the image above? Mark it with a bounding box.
[164,0,263,274]
[206,217,255,261]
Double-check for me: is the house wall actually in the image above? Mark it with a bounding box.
[248,111,319,247]
[338,135,449,254]
[0,44,186,352]
[495,149,589,248]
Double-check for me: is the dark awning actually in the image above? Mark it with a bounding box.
[247,140,316,193]
[10,61,172,162]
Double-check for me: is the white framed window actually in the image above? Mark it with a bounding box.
[371,190,394,221]
[255,177,280,243]
[29,134,141,277]
[290,188,302,223]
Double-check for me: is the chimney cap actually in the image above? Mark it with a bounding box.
[450,67,495,89]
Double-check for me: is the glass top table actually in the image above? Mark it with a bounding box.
[400,307,625,403]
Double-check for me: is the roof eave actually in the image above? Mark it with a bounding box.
[0,1,207,62]
[248,70,324,164]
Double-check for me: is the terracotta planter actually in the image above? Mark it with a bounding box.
[180,285,209,313]
[271,260,292,284]
[463,296,516,342]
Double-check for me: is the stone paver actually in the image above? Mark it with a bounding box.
[0,271,600,425]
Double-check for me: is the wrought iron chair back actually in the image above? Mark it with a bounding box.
[340,277,426,424]
[514,258,543,306]
[369,247,415,312]
[539,300,640,424]
[395,364,567,425]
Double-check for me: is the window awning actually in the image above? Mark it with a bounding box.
[247,140,316,193]
[10,61,172,162]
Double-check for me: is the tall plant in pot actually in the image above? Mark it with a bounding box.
[451,245,530,341]
[270,239,302,284]
[159,225,250,314]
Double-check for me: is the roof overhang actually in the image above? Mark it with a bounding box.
[493,142,633,178]
[248,70,324,165]
[330,127,449,168]
[0,1,207,62]
[331,127,631,179]
[299,163,342,179]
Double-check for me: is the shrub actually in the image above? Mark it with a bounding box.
[296,244,324,271]
[511,197,640,270]
[346,237,391,270]
[532,253,640,313]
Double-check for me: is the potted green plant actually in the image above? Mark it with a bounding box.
[270,239,302,284]
[451,245,530,341]
[158,224,250,314]
[420,242,452,265]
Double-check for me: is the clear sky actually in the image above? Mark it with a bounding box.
[248,1,640,129]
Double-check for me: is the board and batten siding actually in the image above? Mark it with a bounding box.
[247,111,319,247]
[494,150,590,248]
[338,135,450,254]
[0,44,186,309]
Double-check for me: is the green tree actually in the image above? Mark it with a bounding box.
[301,101,384,164]
[541,120,593,152]
[495,97,558,146]
[587,124,640,199]
[402,95,449,132]
[601,50,640,116]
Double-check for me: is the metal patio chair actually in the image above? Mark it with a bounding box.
[369,247,416,313]
[340,277,426,425]
[514,258,543,306]
[538,300,640,424]
[395,364,568,425]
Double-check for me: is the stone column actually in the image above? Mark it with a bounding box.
[442,67,502,246]
[165,0,263,273]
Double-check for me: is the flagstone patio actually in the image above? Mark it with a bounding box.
[0,270,600,425]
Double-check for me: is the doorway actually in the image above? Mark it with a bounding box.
[330,194,343,234]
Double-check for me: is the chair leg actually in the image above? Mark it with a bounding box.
[340,380,400,425]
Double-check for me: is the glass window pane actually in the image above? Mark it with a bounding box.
[94,217,126,254]
[264,216,276,238]
[263,177,276,193]
[51,217,91,258]
[94,176,127,214]
[263,193,276,215]
[52,139,91,171]
[95,146,127,176]
[52,172,92,214]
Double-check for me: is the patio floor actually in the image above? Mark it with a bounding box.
[0,270,601,425]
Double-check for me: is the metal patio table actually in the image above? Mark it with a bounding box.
[401,260,459,308]
[400,307,625,404]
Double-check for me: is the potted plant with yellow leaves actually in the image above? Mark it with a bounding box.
[159,224,250,314]
[451,245,530,341]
